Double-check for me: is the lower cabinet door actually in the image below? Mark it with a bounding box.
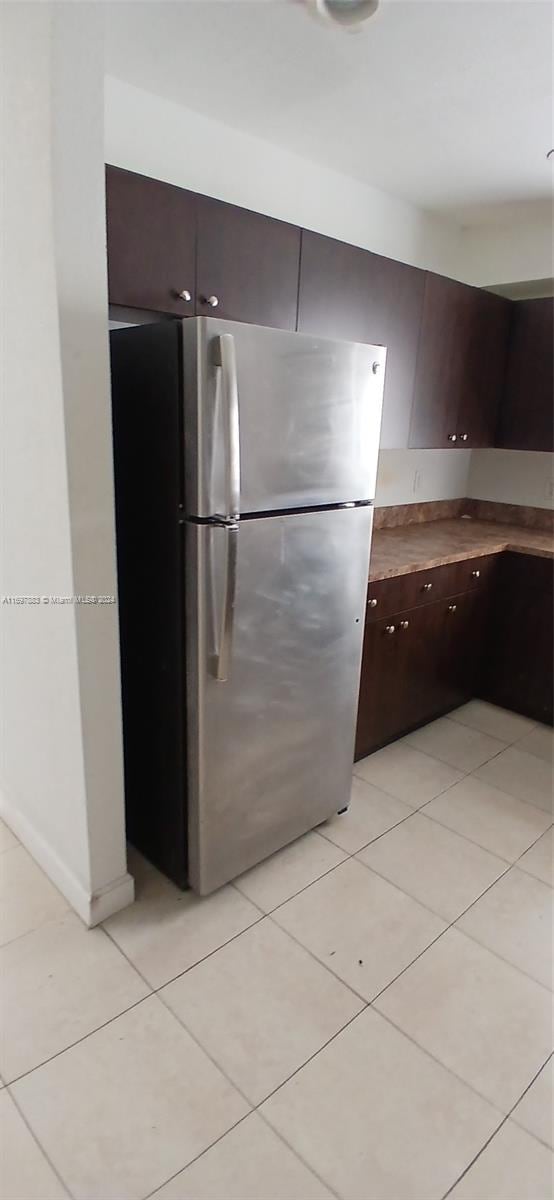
[479,553,553,724]
[355,616,400,759]
[437,592,488,711]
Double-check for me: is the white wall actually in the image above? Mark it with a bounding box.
[456,204,553,288]
[375,449,472,507]
[0,4,132,925]
[105,76,463,278]
[468,450,554,510]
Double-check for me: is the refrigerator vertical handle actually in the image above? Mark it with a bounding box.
[212,334,241,522]
[213,522,238,682]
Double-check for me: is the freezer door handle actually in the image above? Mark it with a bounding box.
[212,522,239,682]
[212,333,241,522]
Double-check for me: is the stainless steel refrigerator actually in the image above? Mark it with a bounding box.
[110,317,385,894]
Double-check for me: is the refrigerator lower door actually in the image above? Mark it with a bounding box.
[185,505,373,894]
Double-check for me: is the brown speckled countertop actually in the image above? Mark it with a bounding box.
[369,517,554,582]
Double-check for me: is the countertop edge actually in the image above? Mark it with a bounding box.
[369,539,553,583]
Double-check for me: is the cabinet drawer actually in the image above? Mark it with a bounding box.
[367,555,497,621]
[450,554,498,595]
[367,561,458,621]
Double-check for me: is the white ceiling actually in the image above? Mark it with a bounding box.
[104,0,553,225]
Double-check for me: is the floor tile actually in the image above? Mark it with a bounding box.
[518,828,554,886]
[233,831,346,913]
[423,775,552,862]
[405,716,506,771]
[0,846,68,947]
[475,745,553,815]
[358,812,508,921]
[104,860,259,989]
[154,1112,334,1200]
[161,919,363,1104]
[261,1007,500,1200]
[449,700,536,744]
[376,928,552,1112]
[0,911,149,1082]
[272,858,445,1001]
[449,1118,553,1200]
[12,996,248,1200]
[0,817,18,854]
[516,724,554,765]
[354,741,463,807]
[511,1058,553,1149]
[457,867,553,989]
[319,775,412,854]
[0,1091,69,1200]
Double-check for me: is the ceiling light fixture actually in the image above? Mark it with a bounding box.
[306,0,380,32]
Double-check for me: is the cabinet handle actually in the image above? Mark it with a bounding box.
[368,598,378,608]
[384,624,396,635]
[203,295,219,308]
[448,434,458,443]
[422,582,433,592]
[177,289,192,302]
[371,361,381,375]
[399,620,409,630]
[448,604,457,613]
[471,569,480,579]
[460,433,469,442]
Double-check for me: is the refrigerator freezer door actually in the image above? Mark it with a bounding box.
[185,505,373,894]
[182,317,385,518]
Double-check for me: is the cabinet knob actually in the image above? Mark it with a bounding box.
[204,295,219,308]
[471,569,480,579]
[177,289,192,303]
[399,619,409,630]
[448,604,457,613]
[368,597,378,608]
[384,624,396,634]
[422,582,433,592]
[460,433,469,442]
[448,434,458,443]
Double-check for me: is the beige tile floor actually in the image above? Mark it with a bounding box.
[0,701,552,1200]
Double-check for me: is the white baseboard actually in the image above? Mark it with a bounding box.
[0,788,134,927]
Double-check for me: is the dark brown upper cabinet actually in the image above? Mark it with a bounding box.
[195,196,301,330]
[106,166,197,316]
[409,273,510,449]
[459,288,511,447]
[297,232,425,447]
[497,297,554,451]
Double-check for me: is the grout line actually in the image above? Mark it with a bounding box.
[4,1087,75,1200]
[5,991,153,1088]
[143,1110,253,1200]
[5,720,552,1200]
[440,1052,554,1200]
[232,843,350,917]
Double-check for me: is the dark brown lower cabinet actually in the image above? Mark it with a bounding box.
[478,553,553,725]
[355,578,492,760]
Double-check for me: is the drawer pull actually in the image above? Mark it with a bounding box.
[448,434,458,442]
[460,433,469,442]
[384,625,396,635]
[399,620,409,630]
[448,604,457,613]
[471,569,480,579]
[422,582,433,592]
[368,598,378,608]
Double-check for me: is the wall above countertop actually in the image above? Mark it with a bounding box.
[468,449,554,511]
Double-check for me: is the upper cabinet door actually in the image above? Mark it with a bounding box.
[409,273,475,448]
[106,166,196,316]
[297,232,425,448]
[497,298,554,451]
[195,196,301,329]
[457,289,511,448]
